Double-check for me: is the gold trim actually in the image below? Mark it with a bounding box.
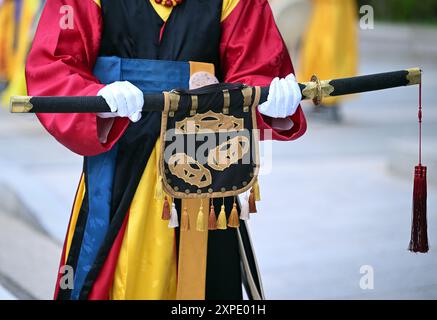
[207,135,251,171]
[168,153,212,188]
[406,68,422,85]
[10,96,34,113]
[163,92,170,113]
[223,89,230,114]
[190,95,198,116]
[242,86,252,111]
[175,110,244,133]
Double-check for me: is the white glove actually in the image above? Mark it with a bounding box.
[97,81,143,123]
[258,74,302,118]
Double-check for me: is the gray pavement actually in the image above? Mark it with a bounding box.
[0,23,436,299]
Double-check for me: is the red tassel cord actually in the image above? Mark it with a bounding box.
[409,81,429,253]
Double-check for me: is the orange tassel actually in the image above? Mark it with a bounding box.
[228,202,240,228]
[162,196,171,220]
[180,206,190,231]
[248,188,257,213]
[208,204,217,230]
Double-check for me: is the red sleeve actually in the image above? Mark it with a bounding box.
[220,0,307,141]
[25,0,129,156]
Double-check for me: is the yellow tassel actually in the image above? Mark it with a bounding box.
[162,196,171,220]
[154,175,164,200]
[208,205,217,230]
[196,203,206,232]
[228,202,240,228]
[253,180,261,202]
[217,204,228,230]
[180,206,190,231]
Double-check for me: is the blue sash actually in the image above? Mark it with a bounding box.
[71,57,191,299]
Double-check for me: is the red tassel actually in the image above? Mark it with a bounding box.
[409,165,428,253]
[409,81,428,253]
[161,196,171,221]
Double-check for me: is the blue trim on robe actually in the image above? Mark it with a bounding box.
[71,56,190,299]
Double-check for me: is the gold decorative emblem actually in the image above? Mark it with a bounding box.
[207,136,250,171]
[168,153,212,188]
[175,111,244,133]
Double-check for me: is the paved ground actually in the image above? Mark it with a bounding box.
[0,23,436,300]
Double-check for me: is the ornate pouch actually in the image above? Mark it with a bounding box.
[159,83,261,199]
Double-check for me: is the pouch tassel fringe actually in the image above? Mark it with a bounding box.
[162,196,171,221]
[180,206,190,231]
[208,204,217,230]
[239,194,250,221]
[248,188,257,213]
[228,201,240,228]
[196,202,206,232]
[168,202,179,228]
[253,180,261,202]
[217,204,228,230]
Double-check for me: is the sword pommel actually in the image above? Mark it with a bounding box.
[10,96,34,113]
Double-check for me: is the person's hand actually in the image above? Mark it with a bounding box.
[97,81,143,122]
[258,74,302,118]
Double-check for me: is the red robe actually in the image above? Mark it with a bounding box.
[26,0,306,157]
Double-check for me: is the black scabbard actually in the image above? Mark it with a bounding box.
[10,68,421,113]
[13,94,165,113]
[329,69,416,97]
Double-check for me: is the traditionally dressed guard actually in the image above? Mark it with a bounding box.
[26,0,306,300]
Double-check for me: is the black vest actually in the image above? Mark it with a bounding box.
[99,0,223,79]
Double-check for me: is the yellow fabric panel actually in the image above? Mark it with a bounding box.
[176,199,209,300]
[93,0,101,7]
[189,61,215,76]
[298,0,358,105]
[1,0,41,105]
[221,0,240,22]
[65,174,86,264]
[0,0,15,81]
[149,1,173,22]
[110,140,177,300]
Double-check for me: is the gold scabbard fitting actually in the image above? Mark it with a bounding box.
[168,91,181,117]
[223,89,230,115]
[10,96,34,113]
[311,75,323,106]
[406,68,422,85]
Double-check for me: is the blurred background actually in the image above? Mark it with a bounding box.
[0,0,436,300]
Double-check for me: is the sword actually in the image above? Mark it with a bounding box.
[10,68,421,113]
